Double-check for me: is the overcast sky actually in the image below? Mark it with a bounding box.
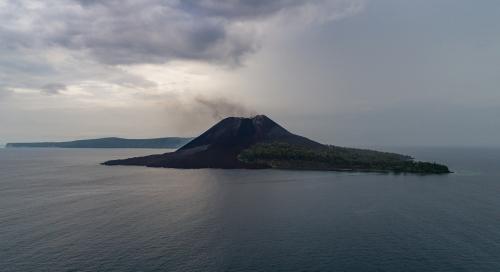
[1,0,499,147]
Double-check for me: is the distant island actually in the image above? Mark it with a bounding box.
[5,137,193,149]
[104,115,451,174]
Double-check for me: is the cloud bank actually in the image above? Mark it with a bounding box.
[1,0,364,67]
[0,0,367,141]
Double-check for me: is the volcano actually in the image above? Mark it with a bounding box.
[104,115,322,168]
[103,115,451,174]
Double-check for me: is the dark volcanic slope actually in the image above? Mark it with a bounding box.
[104,115,323,168]
[103,115,450,173]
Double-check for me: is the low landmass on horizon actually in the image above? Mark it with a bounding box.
[104,115,450,174]
[5,137,193,149]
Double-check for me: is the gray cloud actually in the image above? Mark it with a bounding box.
[1,0,360,66]
[178,0,304,19]
[53,0,286,65]
[4,0,500,148]
[0,0,364,97]
[0,87,13,101]
[40,83,67,95]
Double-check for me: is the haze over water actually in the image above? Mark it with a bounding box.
[1,147,500,271]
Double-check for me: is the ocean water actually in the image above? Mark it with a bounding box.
[1,147,500,271]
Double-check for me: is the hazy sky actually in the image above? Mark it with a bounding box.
[1,0,499,147]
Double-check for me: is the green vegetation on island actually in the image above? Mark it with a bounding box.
[238,142,451,174]
[104,115,451,174]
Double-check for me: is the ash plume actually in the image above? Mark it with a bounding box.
[194,97,257,119]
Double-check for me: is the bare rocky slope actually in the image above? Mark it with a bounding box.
[103,115,450,174]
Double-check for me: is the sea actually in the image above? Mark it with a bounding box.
[1,147,500,271]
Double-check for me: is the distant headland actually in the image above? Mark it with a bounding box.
[5,137,193,149]
[104,115,451,174]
